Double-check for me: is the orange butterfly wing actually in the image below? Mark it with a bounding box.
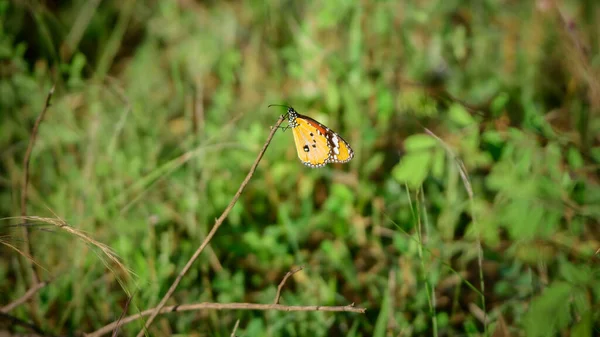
[326,132,354,163]
[291,117,331,167]
[287,108,354,168]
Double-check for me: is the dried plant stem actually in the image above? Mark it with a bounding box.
[89,302,364,337]
[9,85,55,324]
[20,84,55,285]
[135,115,286,337]
[230,319,240,337]
[274,266,304,304]
[1,280,49,313]
[111,292,135,337]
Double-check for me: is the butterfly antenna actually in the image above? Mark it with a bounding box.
[267,104,291,109]
[268,103,293,119]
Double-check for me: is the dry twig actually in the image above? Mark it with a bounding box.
[274,266,304,304]
[1,280,49,314]
[230,319,240,337]
[5,85,55,322]
[20,84,55,285]
[135,115,286,336]
[111,292,135,337]
[88,302,365,337]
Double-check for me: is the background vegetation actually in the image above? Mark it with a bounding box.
[2,0,600,336]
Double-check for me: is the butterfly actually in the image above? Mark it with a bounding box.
[270,105,354,168]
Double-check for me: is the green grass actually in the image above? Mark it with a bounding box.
[2,0,600,336]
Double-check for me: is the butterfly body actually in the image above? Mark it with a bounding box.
[285,107,354,168]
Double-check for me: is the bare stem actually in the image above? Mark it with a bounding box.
[274,266,304,304]
[111,292,135,337]
[135,115,286,336]
[1,281,49,313]
[89,302,365,337]
[230,319,240,337]
[20,84,55,285]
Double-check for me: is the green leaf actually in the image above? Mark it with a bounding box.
[392,151,433,188]
[567,147,584,169]
[363,152,385,175]
[373,286,390,337]
[436,311,449,329]
[571,311,592,337]
[524,282,574,337]
[431,148,446,180]
[451,25,467,60]
[326,81,341,111]
[482,129,504,146]
[491,92,510,116]
[590,147,600,164]
[377,86,395,122]
[559,257,592,285]
[404,133,437,151]
[244,318,266,335]
[449,103,474,126]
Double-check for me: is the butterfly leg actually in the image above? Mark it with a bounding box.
[275,124,291,132]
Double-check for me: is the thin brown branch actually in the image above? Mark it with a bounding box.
[230,319,240,337]
[21,84,55,285]
[135,115,286,337]
[1,280,48,313]
[6,90,55,321]
[274,266,304,304]
[111,292,135,337]
[88,302,365,337]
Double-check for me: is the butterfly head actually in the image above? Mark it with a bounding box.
[268,104,299,128]
[286,107,299,127]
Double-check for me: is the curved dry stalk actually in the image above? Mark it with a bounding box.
[111,292,135,337]
[14,216,131,277]
[134,115,286,336]
[230,319,240,337]
[20,84,55,285]
[0,238,49,276]
[274,266,304,304]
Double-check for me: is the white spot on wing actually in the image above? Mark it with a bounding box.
[331,135,340,155]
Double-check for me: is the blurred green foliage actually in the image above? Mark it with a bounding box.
[1,0,600,336]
